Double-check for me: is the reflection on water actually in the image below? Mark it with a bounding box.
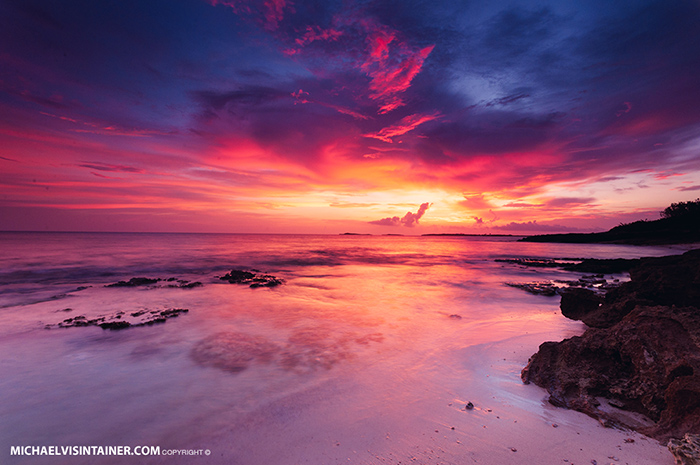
[0,233,685,464]
[191,328,384,374]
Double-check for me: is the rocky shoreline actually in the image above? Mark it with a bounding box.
[521,248,700,444]
[44,269,285,330]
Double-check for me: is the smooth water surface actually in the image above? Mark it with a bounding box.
[0,233,685,464]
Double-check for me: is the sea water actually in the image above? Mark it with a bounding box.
[0,233,685,464]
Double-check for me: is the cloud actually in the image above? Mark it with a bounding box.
[485,92,530,107]
[369,202,431,227]
[616,101,632,117]
[502,201,538,208]
[460,194,494,210]
[678,185,700,192]
[330,202,380,208]
[361,36,434,113]
[76,162,144,173]
[544,197,596,208]
[295,25,343,47]
[364,112,440,142]
[3,0,700,233]
[211,0,292,31]
[193,86,289,114]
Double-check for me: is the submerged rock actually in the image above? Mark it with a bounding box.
[106,277,202,289]
[47,308,189,330]
[498,256,627,299]
[191,328,384,375]
[495,258,567,268]
[505,282,558,296]
[522,248,700,441]
[191,332,279,372]
[220,269,284,288]
[106,277,160,287]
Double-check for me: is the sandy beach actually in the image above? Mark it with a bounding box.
[200,330,675,465]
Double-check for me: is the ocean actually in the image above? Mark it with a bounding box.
[0,232,685,464]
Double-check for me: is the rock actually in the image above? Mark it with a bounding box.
[220,269,284,288]
[495,258,564,268]
[523,304,700,439]
[219,270,256,283]
[249,276,283,288]
[106,277,160,287]
[159,308,188,318]
[465,402,474,410]
[107,277,201,289]
[560,288,604,320]
[98,321,131,330]
[668,434,700,465]
[522,249,700,441]
[47,307,189,330]
[505,282,558,296]
[564,258,639,274]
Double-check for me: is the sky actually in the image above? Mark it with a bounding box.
[1,0,700,234]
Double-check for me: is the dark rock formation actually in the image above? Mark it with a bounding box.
[106,277,202,289]
[495,258,567,268]
[559,288,604,321]
[219,269,284,288]
[106,277,160,287]
[47,308,189,330]
[497,256,631,299]
[563,258,639,274]
[522,249,700,441]
[505,282,558,296]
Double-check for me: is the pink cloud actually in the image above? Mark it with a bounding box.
[369,202,431,227]
[284,14,434,115]
[295,25,343,47]
[291,88,368,119]
[360,27,434,113]
[210,0,291,30]
[364,112,440,142]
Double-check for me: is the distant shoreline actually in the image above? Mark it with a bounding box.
[521,213,700,245]
[339,232,518,237]
[421,233,516,237]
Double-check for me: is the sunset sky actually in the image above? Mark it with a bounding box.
[1,0,700,234]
